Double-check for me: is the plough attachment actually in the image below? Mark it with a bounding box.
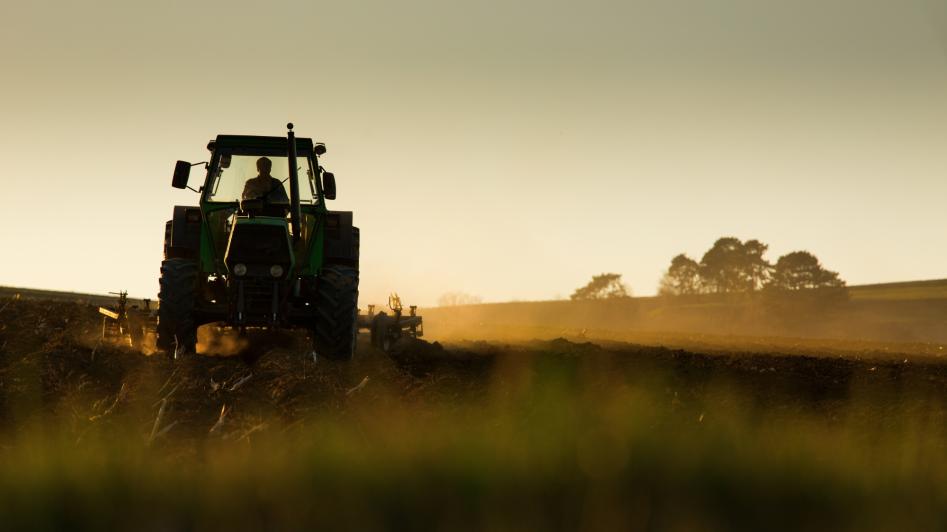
[358,293,423,352]
[98,291,157,350]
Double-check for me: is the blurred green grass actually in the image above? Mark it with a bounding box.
[2,341,947,532]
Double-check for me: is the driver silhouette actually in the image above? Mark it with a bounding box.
[242,157,289,203]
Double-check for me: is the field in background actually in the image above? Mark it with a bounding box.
[5,278,947,346]
[421,279,947,350]
[6,279,947,356]
[0,286,150,308]
[847,278,947,301]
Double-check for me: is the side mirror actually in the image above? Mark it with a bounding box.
[323,172,337,200]
[172,161,191,189]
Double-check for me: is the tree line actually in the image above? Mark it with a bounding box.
[658,237,844,296]
[570,273,631,300]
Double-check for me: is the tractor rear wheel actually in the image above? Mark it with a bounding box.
[312,264,359,361]
[157,258,198,357]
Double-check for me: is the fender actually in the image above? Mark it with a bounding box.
[323,211,358,266]
[167,205,202,259]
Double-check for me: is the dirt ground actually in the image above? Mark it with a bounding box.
[3,296,946,448]
[0,297,490,444]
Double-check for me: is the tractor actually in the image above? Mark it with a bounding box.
[158,124,359,360]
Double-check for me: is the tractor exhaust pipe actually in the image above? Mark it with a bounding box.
[287,122,301,243]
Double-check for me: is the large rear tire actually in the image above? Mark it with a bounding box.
[156,258,198,356]
[312,264,360,361]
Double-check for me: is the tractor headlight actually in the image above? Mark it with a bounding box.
[232,263,247,276]
[270,264,284,278]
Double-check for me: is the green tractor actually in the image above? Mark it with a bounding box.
[158,124,359,360]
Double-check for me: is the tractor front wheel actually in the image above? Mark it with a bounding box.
[312,264,359,361]
[156,258,198,357]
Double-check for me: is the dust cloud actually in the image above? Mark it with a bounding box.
[196,325,250,357]
[421,292,947,357]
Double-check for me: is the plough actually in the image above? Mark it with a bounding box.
[98,291,156,350]
[358,294,423,352]
[98,288,424,357]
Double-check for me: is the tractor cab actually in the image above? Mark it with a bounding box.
[199,135,323,273]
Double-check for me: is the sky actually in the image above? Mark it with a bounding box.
[1,0,946,305]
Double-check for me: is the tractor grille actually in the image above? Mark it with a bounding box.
[237,278,279,323]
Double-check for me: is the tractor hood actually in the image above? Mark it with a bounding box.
[224,216,295,279]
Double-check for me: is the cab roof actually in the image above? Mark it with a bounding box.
[208,135,317,156]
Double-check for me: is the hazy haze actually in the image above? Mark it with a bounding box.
[1,0,946,305]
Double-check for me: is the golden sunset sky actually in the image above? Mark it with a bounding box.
[1,0,946,305]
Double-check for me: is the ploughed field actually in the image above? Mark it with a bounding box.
[2,296,947,531]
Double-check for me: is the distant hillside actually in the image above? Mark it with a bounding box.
[422,279,947,346]
[4,279,947,346]
[847,279,947,301]
[0,286,150,308]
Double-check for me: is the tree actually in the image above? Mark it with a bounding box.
[768,251,845,291]
[742,239,772,290]
[437,292,483,307]
[658,254,701,295]
[571,273,631,300]
[698,237,773,293]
